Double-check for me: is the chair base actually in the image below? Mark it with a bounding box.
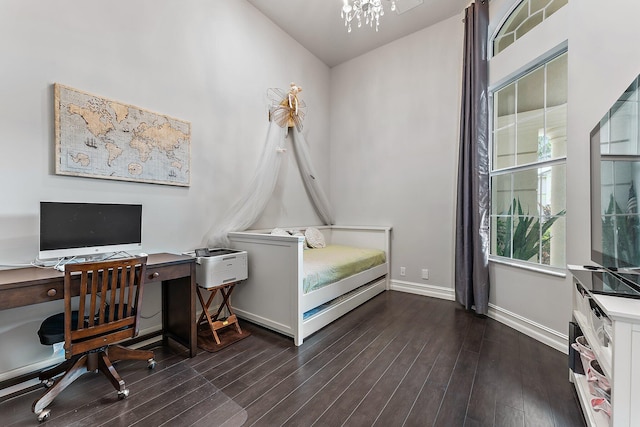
[32,345,154,419]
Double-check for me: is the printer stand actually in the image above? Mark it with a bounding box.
[196,282,243,345]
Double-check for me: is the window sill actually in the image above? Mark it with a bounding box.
[489,256,567,278]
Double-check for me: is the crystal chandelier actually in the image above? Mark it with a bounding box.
[341,0,397,33]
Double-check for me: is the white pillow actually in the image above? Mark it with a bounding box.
[289,230,309,249]
[270,228,290,237]
[304,227,326,248]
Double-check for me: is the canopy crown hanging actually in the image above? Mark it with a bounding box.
[267,82,306,133]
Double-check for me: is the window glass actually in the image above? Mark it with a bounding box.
[608,83,639,155]
[493,0,568,56]
[530,0,552,14]
[517,66,545,116]
[545,54,568,160]
[545,0,568,17]
[492,215,512,258]
[546,54,568,107]
[494,83,517,168]
[491,174,512,215]
[490,52,567,267]
[516,111,544,165]
[493,57,566,169]
[492,166,566,265]
[512,169,539,215]
[545,216,566,266]
[513,215,540,263]
[516,12,544,39]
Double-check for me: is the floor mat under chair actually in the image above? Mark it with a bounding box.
[197,324,251,352]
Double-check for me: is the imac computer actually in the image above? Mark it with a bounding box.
[39,202,142,260]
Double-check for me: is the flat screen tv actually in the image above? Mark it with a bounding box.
[39,202,142,260]
[591,76,640,271]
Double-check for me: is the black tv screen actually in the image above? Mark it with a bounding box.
[39,202,142,259]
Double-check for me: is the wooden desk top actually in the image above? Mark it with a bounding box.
[0,253,195,310]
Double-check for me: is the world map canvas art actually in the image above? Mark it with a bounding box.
[54,84,191,186]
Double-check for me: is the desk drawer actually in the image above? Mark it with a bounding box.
[0,281,65,309]
[146,262,192,284]
[0,263,193,309]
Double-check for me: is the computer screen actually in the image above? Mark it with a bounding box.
[39,202,142,259]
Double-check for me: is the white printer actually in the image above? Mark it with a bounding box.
[184,248,248,288]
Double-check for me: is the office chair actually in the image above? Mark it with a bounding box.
[32,257,155,422]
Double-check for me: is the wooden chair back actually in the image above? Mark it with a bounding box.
[63,257,147,358]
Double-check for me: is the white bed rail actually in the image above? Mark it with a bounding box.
[227,225,391,345]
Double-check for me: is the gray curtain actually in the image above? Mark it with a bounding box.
[455,0,490,315]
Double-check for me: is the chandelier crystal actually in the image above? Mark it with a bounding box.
[341,0,397,33]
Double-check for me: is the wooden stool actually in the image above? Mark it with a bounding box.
[196,282,242,345]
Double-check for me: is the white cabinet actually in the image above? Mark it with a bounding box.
[570,266,640,427]
[630,328,640,422]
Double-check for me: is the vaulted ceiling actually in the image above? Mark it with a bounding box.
[247,0,471,67]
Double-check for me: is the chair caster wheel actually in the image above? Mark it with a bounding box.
[37,409,51,422]
[118,389,129,399]
[147,359,156,369]
[42,379,55,388]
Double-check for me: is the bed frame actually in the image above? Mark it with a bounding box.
[227,225,391,346]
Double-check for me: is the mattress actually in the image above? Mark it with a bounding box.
[303,245,386,294]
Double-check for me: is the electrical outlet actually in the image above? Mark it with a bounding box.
[421,269,429,280]
[400,266,406,276]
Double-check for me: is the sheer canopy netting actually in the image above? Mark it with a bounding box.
[205,123,333,248]
[291,129,333,226]
[205,122,286,248]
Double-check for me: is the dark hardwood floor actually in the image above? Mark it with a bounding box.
[2,291,585,426]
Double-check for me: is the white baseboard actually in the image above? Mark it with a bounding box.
[390,280,568,354]
[0,357,64,398]
[390,280,455,300]
[488,303,568,354]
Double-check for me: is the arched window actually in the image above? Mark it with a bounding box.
[493,0,568,55]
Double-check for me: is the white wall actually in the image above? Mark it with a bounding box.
[487,0,640,351]
[0,0,330,378]
[330,15,464,296]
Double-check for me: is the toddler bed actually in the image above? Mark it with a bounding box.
[227,225,391,346]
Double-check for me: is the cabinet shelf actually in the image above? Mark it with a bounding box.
[573,309,612,377]
[571,371,611,427]
[571,267,640,426]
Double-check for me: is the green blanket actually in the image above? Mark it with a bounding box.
[303,245,386,294]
